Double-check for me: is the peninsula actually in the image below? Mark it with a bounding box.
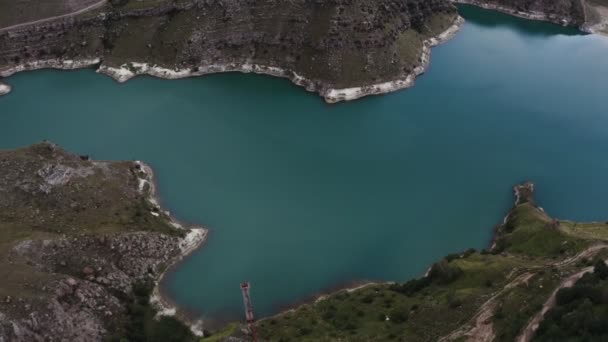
[455,0,608,32]
[251,183,608,341]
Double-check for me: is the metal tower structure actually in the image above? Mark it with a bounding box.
[240,282,258,341]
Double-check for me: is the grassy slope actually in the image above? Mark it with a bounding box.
[254,184,608,341]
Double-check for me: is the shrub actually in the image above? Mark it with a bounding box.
[447,292,462,308]
[428,260,463,284]
[360,294,374,304]
[390,277,431,296]
[389,307,408,323]
[594,260,608,280]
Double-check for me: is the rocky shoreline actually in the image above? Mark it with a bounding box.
[96,16,464,103]
[135,160,208,336]
[322,15,464,102]
[0,15,464,103]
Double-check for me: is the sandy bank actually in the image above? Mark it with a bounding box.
[324,15,464,102]
[0,15,463,102]
[0,58,101,97]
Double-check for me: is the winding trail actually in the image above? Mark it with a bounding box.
[0,0,107,34]
[439,271,536,342]
[515,264,598,342]
[440,245,608,342]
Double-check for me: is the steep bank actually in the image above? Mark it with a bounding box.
[252,183,608,341]
[0,0,459,102]
[0,142,206,341]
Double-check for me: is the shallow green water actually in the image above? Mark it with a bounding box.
[1,6,608,323]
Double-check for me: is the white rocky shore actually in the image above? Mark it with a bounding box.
[134,160,208,337]
[97,16,464,103]
[0,58,101,78]
[0,81,10,95]
[0,16,464,102]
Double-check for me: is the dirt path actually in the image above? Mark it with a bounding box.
[439,272,536,342]
[0,0,107,33]
[440,245,608,342]
[552,244,608,268]
[515,264,599,342]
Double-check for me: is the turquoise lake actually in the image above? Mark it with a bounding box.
[1,6,608,324]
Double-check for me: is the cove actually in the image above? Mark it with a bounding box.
[1,5,608,325]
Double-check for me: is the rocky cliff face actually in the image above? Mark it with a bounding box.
[0,0,459,101]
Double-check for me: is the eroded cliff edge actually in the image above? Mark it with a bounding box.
[0,0,460,102]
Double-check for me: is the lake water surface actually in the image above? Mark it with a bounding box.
[1,6,608,324]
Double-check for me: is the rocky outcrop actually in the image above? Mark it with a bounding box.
[0,142,206,341]
[1,233,182,341]
[0,0,460,102]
